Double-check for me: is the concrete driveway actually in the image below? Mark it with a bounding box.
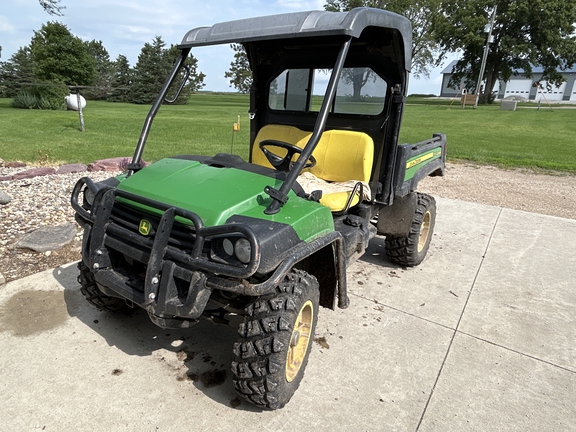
[1,197,574,431]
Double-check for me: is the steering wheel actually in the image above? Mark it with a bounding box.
[259,140,316,172]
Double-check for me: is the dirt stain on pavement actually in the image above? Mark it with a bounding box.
[0,290,68,337]
[314,336,330,349]
[199,369,227,388]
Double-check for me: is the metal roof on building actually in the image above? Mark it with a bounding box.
[441,59,576,75]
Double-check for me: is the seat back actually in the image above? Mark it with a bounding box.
[252,124,374,183]
[306,129,373,183]
[251,124,311,168]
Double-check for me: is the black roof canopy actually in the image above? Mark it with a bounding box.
[179,7,412,72]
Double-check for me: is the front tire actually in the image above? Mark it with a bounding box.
[231,269,320,409]
[385,193,436,267]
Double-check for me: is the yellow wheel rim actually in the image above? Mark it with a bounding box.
[417,210,431,253]
[286,300,314,383]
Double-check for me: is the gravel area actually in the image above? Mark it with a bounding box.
[1,162,575,283]
[0,168,120,283]
[419,163,576,220]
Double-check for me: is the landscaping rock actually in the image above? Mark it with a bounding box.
[0,191,11,205]
[56,163,87,175]
[0,272,5,285]
[5,161,26,168]
[0,157,4,167]
[14,223,77,253]
[12,167,56,180]
[87,157,148,172]
[0,175,13,182]
[88,157,131,172]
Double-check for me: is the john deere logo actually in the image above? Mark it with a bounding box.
[138,219,152,236]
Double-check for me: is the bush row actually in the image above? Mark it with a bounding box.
[11,83,69,110]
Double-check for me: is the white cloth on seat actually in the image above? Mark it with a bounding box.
[297,171,371,201]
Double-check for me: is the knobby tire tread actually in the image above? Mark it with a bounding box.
[77,262,130,312]
[385,192,436,267]
[231,269,319,410]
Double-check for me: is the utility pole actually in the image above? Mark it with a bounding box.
[474,6,497,108]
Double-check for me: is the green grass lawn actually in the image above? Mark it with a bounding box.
[1,94,575,173]
[398,103,576,172]
[0,94,252,164]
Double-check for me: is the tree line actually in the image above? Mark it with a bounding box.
[3,1,576,107]
[0,22,205,109]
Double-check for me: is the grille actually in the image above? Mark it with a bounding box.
[110,201,198,253]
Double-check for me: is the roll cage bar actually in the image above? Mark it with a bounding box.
[128,8,412,210]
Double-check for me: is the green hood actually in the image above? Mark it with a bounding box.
[116,158,333,242]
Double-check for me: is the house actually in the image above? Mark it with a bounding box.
[439,60,576,101]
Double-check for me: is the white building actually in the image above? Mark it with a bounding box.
[440,60,576,101]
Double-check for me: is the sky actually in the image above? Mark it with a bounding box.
[0,0,448,95]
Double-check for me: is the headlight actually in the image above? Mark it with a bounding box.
[234,238,252,264]
[222,238,234,256]
[212,236,253,265]
[84,186,95,206]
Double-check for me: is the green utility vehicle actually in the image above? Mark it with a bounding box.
[71,7,446,409]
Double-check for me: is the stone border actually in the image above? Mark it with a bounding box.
[0,157,143,182]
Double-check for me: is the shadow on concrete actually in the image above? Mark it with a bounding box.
[359,235,404,268]
[52,263,262,412]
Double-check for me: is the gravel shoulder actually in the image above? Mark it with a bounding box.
[1,162,575,283]
[419,162,576,220]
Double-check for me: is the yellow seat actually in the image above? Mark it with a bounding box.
[305,129,373,183]
[251,124,311,168]
[319,190,361,211]
[252,125,374,212]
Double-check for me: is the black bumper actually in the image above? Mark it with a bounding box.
[71,178,349,327]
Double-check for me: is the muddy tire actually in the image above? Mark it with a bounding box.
[77,262,130,312]
[231,269,320,409]
[385,193,436,267]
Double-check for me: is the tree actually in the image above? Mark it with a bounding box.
[224,44,253,93]
[0,46,35,97]
[433,0,576,103]
[224,4,440,93]
[83,40,113,100]
[39,0,65,16]
[341,68,376,101]
[30,21,95,86]
[130,36,205,104]
[324,0,441,78]
[130,36,167,104]
[164,44,205,103]
[107,54,133,103]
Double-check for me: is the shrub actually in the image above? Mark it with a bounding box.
[11,82,68,110]
[11,91,38,109]
[478,91,498,105]
[408,93,438,98]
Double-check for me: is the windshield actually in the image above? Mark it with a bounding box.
[268,67,387,115]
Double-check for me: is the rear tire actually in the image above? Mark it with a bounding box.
[385,193,436,267]
[77,262,131,312]
[231,269,320,409]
